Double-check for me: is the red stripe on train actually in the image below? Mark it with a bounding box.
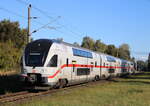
[48,64,131,79]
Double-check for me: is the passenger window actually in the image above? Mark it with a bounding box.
[77,68,90,75]
[47,55,58,67]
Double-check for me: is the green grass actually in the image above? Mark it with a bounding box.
[9,72,150,106]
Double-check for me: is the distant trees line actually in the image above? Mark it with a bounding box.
[75,36,132,61]
[0,19,149,72]
[136,54,150,71]
[77,37,150,71]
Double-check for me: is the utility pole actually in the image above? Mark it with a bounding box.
[26,4,59,43]
[27,4,31,43]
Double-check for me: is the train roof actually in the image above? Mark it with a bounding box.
[30,39,131,62]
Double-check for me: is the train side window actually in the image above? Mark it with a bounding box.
[91,62,93,64]
[77,68,90,76]
[91,62,94,71]
[95,61,97,67]
[66,58,69,66]
[47,55,58,67]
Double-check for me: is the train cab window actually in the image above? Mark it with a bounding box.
[25,39,52,67]
[47,55,58,67]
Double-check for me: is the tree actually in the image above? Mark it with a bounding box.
[147,53,150,71]
[105,44,117,57]
[0,19,27,71]
[80,36,132,60]
[73,42,80,47]
[81,36,95,50]
[118,44,131,60]
[137,60,147,71]
[119,44,129,51]
[56,38,63,42]
[131,57,135,62]
[94,40,107,53]
[0,41,21,70]
[0,19,27,48]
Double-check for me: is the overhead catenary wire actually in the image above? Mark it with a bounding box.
[0,6,27,19]
[15,0,84,40]
[31,16,61,34]
[60,17,86,36]
[16,0,54,19]
[0,3,149,57]
[0,7,59,39]
[0,6,43,27]
[46,26,82,41]
[0,6,148,52]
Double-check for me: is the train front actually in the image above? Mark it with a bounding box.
[20,39,56,87]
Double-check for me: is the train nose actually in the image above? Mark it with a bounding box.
[27,73,42,84]
[31,68,46,74]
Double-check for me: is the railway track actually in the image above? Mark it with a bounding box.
[0,80,109,104]
[0,91,28,99]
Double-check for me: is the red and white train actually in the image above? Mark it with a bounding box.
[20,39,135,88]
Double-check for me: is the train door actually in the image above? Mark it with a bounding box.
[128,63,130,73]
[100,55,102,78]
[79,57,89,83]
[88,61,94,81]
[100,55,107,79]
[71,60,78,84]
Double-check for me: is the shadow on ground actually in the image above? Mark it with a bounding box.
[109,72,150,85]
[0,72,150,95]
[123,72,150,80]
[0,74,25,95]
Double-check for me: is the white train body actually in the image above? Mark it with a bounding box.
[20,39,134,87]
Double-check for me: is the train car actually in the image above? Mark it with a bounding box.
[20,39,134,88]
[115,58,122,77]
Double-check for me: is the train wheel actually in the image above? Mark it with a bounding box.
[95,75,100,81]
[64,79,68,87]
[54,79,67,89]
[60,79,64,88]
[101,75,106,80]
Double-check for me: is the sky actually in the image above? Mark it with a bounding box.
[0,0,150,61]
